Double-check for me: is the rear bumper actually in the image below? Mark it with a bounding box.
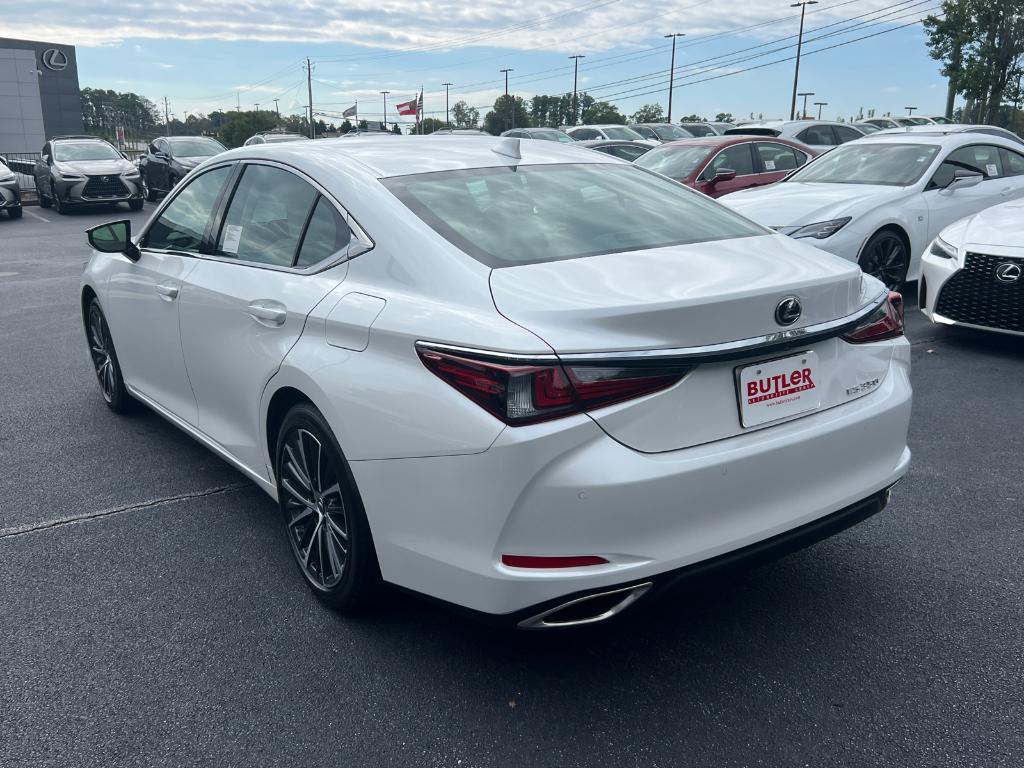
[351,347,912,617]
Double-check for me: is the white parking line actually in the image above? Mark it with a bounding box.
[25,208,51,223]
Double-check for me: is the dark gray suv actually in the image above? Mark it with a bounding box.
[139,135,226,201]
[0,155,22,220]
[34,136,144,214]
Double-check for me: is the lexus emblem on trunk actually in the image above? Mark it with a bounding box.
[775,297,802,326]
[994,262,1021,284]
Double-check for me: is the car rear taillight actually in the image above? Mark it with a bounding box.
[842,291,904,343]
[417,347,690,426]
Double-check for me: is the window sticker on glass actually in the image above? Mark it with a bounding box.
[986,164,999,176]
[764,159,776,170]
[222,224,243,253]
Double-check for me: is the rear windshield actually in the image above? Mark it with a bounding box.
[383,163,766,268]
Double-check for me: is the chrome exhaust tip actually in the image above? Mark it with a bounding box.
[517,582,653,630]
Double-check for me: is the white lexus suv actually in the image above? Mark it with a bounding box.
[81,137,912,628]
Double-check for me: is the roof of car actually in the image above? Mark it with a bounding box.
[843,131,1022,149]
[729,120,852,130]
[214,135,621,179]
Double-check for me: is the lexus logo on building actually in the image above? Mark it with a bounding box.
[994,262,1021,284]
[775,296,802,326]
[41,49,68,72]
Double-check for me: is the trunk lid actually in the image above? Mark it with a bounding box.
[489,234,889,452]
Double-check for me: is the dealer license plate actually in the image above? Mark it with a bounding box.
[737,351,821,428]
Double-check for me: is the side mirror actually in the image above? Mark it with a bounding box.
[711,168,737,183]
[87,220,140,261]
[947,168,983,190]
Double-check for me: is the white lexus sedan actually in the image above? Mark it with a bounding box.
[920,198,1024,337]
[81,137,911,628]
[722,132,1024,291]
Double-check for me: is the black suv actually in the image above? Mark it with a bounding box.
[139,136,227,201]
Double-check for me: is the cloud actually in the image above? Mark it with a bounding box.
[5,0,901,54]
[158,63,175,69]
[882,86,900,93]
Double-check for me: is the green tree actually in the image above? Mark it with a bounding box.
[483,95,533,134]
[418,117,447,134]
[581,99,625,124]
[218,110,280,148]
[678,113,705,122]
[714,112,734,123]
[630,104,665,123]
[925,0,1024,124]
[450,101,480,129]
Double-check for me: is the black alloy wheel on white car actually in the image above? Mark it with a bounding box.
[859,230,909,292]
[275,404,382,611]
[86,299,132,413]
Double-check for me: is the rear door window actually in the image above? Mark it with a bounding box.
[797,125,838,146]
[295,198,352,268]
[215,164,318,266]
[1001,148,1024,176]
[834,125,864,143]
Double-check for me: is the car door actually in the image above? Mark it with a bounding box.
[694,143,756,197]
[105,164,234,424]
[998,147,1024,197]
[751,141,802,187]
[149,139,170,191]
[922,144,1017,242]
[177,161,360,477]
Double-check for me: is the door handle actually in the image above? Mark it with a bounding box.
[155,282,179,301]
[247,300,287,327]
[1001,186,1013,196]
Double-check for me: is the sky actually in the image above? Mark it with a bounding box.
[5,0,953,127]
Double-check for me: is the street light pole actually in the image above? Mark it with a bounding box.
[905,105,917,116]
[273,98,280,118]
[789,1,818,120]
[381,91,390,131]
[500,68,514,129]
[664,33,685,123]
[814,101,828,119]
[442,82,453,127]
[798,92,814,119]
[569,55,585,126]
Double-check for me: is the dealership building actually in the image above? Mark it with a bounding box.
[0,37,83,155]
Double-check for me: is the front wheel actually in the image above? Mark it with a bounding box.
[7,206,22,219]
[276,404,382,611]
[143,175,158,202]
[859,230,909,292]
[129,199,144,211]
[86,299,133,413]
[37,181,52,208]
[53,186,67,215]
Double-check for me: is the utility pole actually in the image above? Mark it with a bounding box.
[273,98,280,120]
[306,57,315,139]
[905,105,917,116]
[163,96,170,136]
[380,91,390,131]
[813,101,828,119]
[569,55,585,126]
[664,34,684,123]
[500,68,514,129]
[236,92,240,112]
[442,82,453,127]
[254,103,260,112]
[789,1,818,121]
[798,92,814,119]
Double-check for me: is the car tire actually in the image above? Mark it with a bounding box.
[143,176,158,202]
[275,403,382,612]
[7,206,22,219]
[86,298,133,414]
[858,229,909,292]
[129,199,144,212]
[37,183,52,208]
[53,186,67,215]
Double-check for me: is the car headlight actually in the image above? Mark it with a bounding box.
[928,235,956,259]
[788,217,852,240]
[123,168,140,178]
[57,171,85,181]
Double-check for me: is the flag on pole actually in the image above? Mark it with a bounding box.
[396,95,419,116]
[342,104,357,118]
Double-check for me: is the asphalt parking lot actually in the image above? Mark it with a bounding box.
[1,203,1022,768]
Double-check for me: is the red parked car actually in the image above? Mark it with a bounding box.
[635,136,817,198]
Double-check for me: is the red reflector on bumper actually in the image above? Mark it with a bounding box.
[501,554,609,568]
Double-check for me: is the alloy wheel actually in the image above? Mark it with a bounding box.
[280,428,350,590]
[860,233,907,291]
[88,304,116,403]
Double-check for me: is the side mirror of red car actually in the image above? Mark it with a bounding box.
[711,168,737,183]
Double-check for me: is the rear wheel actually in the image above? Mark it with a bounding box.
[86,299,133,413]
[276,404,382,611]
[859,230,909,292]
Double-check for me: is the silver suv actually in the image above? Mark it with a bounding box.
[0,155,22,220]
[34,136,143,214]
